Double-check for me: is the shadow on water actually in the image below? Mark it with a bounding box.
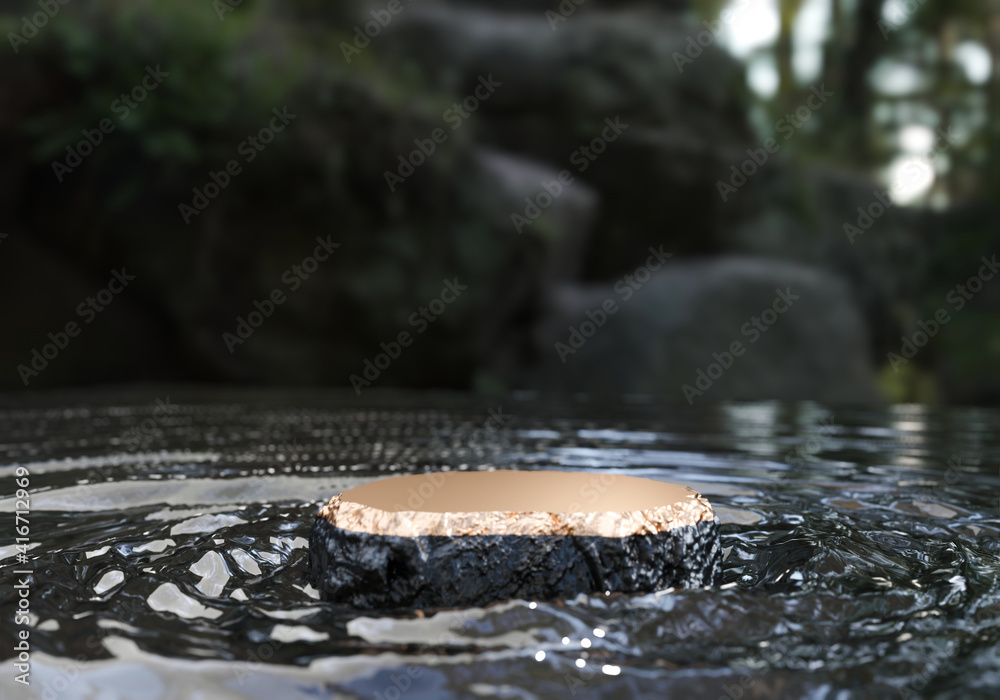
[1,388,998,698]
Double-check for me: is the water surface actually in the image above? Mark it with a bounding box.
[1,389,998,698]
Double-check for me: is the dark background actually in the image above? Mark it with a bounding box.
[2,0,997,403]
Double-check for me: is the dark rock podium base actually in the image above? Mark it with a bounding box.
[307,516,721,609]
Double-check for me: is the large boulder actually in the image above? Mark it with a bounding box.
[470,149,599,387]
[529,257,882,402]
[4,1,592,391]
[0,236,191,389]
[724,162,926,359]
[380,7,753,277]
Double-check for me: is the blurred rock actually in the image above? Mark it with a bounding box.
[5,2,593,391]
[420,0,691,12]
[2,0,966,401]
[472,147,597,285]
[725,162,925,358]
[381,7,753,276]
[0,235,192,389]
[470,148,599,388]
[530,257,882,402]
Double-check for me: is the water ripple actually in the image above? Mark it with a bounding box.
[0,391,998,699]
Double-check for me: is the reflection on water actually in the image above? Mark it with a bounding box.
[1,389,998,698]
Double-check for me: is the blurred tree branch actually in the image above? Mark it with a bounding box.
[835,0,883,166]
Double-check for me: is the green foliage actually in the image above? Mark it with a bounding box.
[19,0,304,166]
[877,361,938,404]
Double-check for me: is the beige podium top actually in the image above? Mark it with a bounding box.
[319,470,715,538]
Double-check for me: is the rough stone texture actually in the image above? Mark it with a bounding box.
[308,516,720,609]
[531,256,882,401]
